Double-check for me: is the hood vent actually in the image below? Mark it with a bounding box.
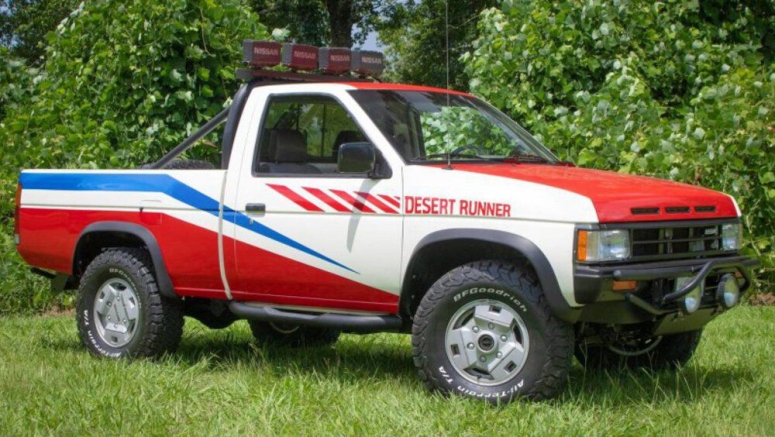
[631,207,660,215]
[631,205,717,216]
[665,206,691,214]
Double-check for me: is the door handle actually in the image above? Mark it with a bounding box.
[246,203,266,214]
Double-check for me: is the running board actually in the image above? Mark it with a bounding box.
[228,302,403,334]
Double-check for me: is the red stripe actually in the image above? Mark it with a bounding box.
[379,194,401,209]
[357,192,398,214]
[304,187,351,213]
[331,189,375,213]
[267,184,323,212]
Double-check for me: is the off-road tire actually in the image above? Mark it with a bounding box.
[412,260,573,404]
[248,320,340,347]
[575,329,703,370]
[163,159,215,170]
[76,248,184,358]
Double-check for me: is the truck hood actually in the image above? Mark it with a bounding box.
[447,163,739,223]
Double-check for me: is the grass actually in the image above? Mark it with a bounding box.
[1,306,773,436]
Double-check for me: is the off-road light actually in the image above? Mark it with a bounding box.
[576,229,630,262]
[242,40,281,67]
[721,223,742,251]
[319,47,352,74]
[716,274,740,309]
[351,50,384,78]
[679,279,703,314]
[282,43,318,71]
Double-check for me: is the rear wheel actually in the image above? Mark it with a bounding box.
[76,248,183,358]
[575,325,703,370]
[248,320,340,347]
[412,260,573,404]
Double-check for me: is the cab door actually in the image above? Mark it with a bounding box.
[229,92,402,314]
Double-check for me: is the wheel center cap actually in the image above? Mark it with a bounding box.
[478,334,495,352]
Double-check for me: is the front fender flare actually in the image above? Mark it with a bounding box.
[403,229,580,323]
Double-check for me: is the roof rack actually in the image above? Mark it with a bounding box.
[238,40,384,83]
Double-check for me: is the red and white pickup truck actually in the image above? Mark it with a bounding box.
[13,41,758,404]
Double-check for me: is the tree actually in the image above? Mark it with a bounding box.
[466,0,775,290]
[378,0,496,90]
[247,0,380,47]
[0,0,268,171]
[0,0,80,65]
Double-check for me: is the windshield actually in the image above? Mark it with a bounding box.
[348,90,558,163]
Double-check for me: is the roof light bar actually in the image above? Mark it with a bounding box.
[242,40,281,67]
[319,47,352,74]
[239,40,384,80]
[351,50,384,78]
[282,43,318,71]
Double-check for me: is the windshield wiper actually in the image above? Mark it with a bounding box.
[504,153,552,164]
[422,152,491,160]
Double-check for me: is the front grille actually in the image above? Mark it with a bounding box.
[630,223,728,261]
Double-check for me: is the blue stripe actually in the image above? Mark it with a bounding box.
[21,172,356,273]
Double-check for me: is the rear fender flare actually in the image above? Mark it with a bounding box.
[73,222,177,299]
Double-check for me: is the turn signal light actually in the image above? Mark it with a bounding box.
[612,280,637,291]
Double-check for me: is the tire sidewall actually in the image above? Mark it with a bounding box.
[77,257,149,358]
[423,281,550,402]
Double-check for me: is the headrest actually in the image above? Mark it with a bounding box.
[269,129,308,162]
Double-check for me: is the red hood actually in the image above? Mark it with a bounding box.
[444,164,738,223]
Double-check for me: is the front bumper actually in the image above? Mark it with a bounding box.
[573,255,759,330]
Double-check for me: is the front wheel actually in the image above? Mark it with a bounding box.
[412,260,573,404]
[76,248,184,358]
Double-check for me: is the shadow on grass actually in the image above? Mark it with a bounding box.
[42,319,417,386]
[561,362,756,405]
[40,319,755,403]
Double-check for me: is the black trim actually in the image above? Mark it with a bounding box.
[228,302,402,333]
[74,222,177,299]
[221,83,251,169]
[250,92,393,180]
[402,229,581,323]
[574,254,759,304]
[150,107,229,169]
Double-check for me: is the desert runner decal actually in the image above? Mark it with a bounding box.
[405,196,512,217]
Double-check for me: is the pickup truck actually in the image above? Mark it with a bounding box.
[14,41,758,404]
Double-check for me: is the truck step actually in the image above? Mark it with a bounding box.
[228,302,402,334]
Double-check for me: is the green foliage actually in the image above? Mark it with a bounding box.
[246,0,382,47]
[0,0,80,64]
[421,107,511,155]
[0,0,268,315]
[379,0,497,90]
[2,0,267,172]
[468,0,775,290]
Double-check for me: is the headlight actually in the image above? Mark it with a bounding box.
[721,223,742,251]
[577,229,630,262]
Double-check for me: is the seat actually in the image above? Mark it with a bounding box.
[261,129,321,174]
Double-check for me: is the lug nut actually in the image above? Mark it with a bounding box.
[467,343,474,350]
[488,323,494,329]
[500,335,507,341]
[479,356,487,362]
[496,352,502,358]
[472,326,480,333]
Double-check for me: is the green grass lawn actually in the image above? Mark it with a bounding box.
[1,306,773,436]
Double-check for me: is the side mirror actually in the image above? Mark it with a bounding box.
[337,142,376,174]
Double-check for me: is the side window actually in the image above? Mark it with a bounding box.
[255,95,367,175]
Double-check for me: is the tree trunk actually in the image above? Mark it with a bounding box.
[325,0,354,47]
